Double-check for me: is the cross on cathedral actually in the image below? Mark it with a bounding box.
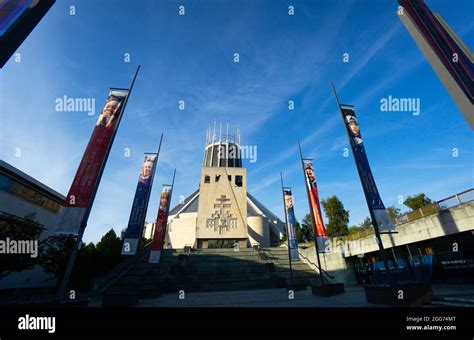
[206,195,238,235]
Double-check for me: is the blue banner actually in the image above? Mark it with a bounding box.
[122,154,158,255]
[283,188,300,260]
[342,107,394,232]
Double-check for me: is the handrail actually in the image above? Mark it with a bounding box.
[280,241,335,281]
[297,250,335,280]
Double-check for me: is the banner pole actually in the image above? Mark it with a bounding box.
[142,132,163,241]
[55,66,141,304]
[148,132,164,194]
[298,140,324,286]
[330,80,395,287]
[280,172,294,289]
[171,168,176,188]
[164,169,176,250]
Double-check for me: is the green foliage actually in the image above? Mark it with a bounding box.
[321,195,349,237]
[386,206,403,224]
[280,216,312,243]
[347,226,358,235]
[403,193,432,211]
[297,213,314,243]
[69,228,123,291]
[359,216,372,230]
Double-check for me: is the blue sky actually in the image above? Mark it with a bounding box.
[1,0,473,244]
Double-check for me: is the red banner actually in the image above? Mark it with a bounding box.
[149,185,173,263]
[55,90,129,236]
[303,161,329,252]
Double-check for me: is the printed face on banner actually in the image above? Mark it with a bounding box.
[304,162,316,187]
[96,95,123,129]
[159,187,172,214]
[139,156,156,184]
[344,111,363,145]
[284,189,293,210]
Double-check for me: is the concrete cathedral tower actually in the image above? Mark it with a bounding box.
[196,124,248,248]
[144,124,285,249]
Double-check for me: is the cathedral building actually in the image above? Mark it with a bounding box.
[143,127,285,249]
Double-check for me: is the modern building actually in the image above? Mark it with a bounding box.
[300,189,474,285]
[0,160,64,289]
[143,127,285,249]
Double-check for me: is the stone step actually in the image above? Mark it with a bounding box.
[142,254,263,262]
[170,280,278,293]
[102,247,321,297]
[430,296,474,307]
[132,259,265,270]
[274,272,318,279]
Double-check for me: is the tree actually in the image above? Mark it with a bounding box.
[280,216,313,243]
[321,195,349,237]
[347,225,361,236]
[403,193,432,211]
[297,214,314,243]
[386,206,403,224]
[359,216,372,230]
[96,229,122,257]
[69,229,124,291]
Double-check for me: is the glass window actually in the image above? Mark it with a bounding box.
[0,174,13,192]
[235,175,243,187]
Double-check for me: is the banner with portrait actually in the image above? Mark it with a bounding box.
[283,188,300,261]
[55,89,129,236]
[342,107,394,232]
[149,185,173,263]
[122,154,158,256]
[303,161,329,252]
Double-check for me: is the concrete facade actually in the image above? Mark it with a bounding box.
[142,130,285,249]
[196,166,248,244]
[299,201,474,286]
[0,161,65,289]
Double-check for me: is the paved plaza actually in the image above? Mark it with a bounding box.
[133,283,474,308]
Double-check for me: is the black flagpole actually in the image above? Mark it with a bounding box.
[280,172,294,289]
[56,66,141,304]
[298,140,325,286]
[330,80,394,287]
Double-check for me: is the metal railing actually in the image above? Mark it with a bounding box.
[280,241,335,281]
[393,188,473,226]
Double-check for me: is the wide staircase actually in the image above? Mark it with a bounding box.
[100,246,321,305]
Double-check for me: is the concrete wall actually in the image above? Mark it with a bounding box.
[196,167,248,240]
[343,201,474,257]
[298,201,474,286]
[247,216,270,247]
[167,212,198,248]
[299,247,358,286]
